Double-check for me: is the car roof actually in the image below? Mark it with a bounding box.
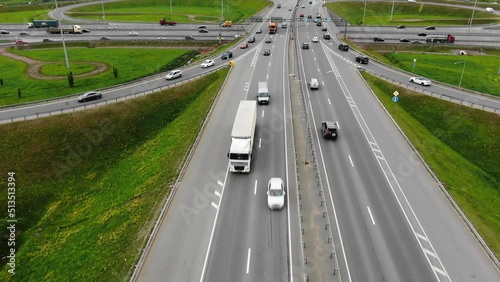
[323,121,337,128]
[268,177,283,189]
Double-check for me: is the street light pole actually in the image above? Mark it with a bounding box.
[455,60,467,88]
[390,0,395,22]
[170,0,172,13]
[55,0,70,69]
[343,18,347,40]
[101,0,105,20]
[362,1,366,31]
[468,0,478,33]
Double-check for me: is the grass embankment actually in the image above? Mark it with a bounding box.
[0,46,197,105]
[383,51,500,96]
[361,72,500,259]
[0,67,229,281]
[327,2,500,26]
[0,3,70,23]
[67,0,269,23]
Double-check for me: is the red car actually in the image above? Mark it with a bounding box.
[300,13,304,18]
[240,43,248,49]
[15,40,28,45]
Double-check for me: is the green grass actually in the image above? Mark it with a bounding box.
[326,2,500,26]
[361,72,500,259]
[0,67,229,281]
[67,0,269,23]
[40,62,96,76]
[384,52,500,96]
[0,46,197,105]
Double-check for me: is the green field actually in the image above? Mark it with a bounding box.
[67,0,269,23]
[327,2,500,26]
[362,72,500,259]
[0,46,197,105]
[0,67,229,281]
[384,52,500,96]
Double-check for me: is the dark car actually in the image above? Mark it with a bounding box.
[396,24,406,29]
[302,42,309,49]
[42,38,52,42]
[100,36,111,40]
[78,91,102,103]
[323,33,331,40]
[263,48,271,56]
[355,55,369,64]
[374,37,385,42]
[300,13,304,18]
[0,30,10,34]
[221,51,233,60]
[321,121,338,140]
[256,28,262,34]
[338,43,349,51]
[425,26,436,30]
[308,15,312,19]
[185,36,195,40]
[399,38,411,43]
[265,37,272,43]
[316,21,322,26]
[199,29,209,33]
[322,26,327,31]
[418,32,427,36]
[248,36,256,43]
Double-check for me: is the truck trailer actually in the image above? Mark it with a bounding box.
[159,19,176,25]
[228,101,257,173]
[46,25,83,34]
[426,34,455,43]
[28,20,59,28]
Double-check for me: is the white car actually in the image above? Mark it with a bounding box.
[129,31,138,36]
[409,77,431,86]
[312,36,319,43]
[267,177,285,210]
[165,70,182,80]
[308,78,319,89]
[201,59,215,68]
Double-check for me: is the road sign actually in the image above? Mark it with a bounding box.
[392,96,399,102]
[393,91,399,96]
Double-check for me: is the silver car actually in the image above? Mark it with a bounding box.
[409,77,431,86]
[165,69,182,80]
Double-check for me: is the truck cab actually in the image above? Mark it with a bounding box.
[257,82,270,105]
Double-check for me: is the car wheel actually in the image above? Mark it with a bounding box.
[421,82,425,86]
[410,79,414,83]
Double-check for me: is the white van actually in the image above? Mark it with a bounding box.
[257,82,270,104]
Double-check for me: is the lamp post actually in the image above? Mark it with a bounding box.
[390,0,395,21]
[468,0,478,33]
[362,1,367,31]
[55,0,70,69]
[341,18,347,40]
[170,0,172,13]
[101,0,105,20]
[455,60,467,88]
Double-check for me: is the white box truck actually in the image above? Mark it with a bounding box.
[257,82,270,105]
[228,100,257,173]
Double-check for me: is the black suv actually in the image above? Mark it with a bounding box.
[373,37,384,42]
[221,51,233,60]
[338,43,349,51]
[263,49,271,56]
[321,121,338,140]
[302,42,309,49]
[248,36,255,43]
[355,55,369,64]
[323,33,331,40]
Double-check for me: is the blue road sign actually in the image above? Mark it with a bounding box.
[392,96,399,102]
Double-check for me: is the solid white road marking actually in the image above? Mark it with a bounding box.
[211,202,218,209]
[254,180,258,195]
[348,155,354,167]
[328,98,331,105]
[246,248,251,274]
[367,206,375,225]
[259,138,262,149]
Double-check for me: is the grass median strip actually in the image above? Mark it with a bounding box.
[0,67,229,281]
[362,72,500,259]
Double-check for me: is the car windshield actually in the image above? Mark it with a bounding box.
[229,153,249,160]
[269,189,283,196]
